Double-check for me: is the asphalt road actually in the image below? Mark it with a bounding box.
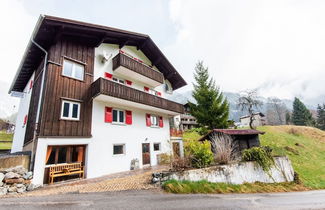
[1,190,325,210]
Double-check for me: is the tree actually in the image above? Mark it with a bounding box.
[237,89,263,129]
[189,61,229,129]
[316,104,325,130]
[266,97,287,125]
[285,111,291,125]
[292,97,314,126]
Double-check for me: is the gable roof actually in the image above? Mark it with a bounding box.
[9,15,187,93]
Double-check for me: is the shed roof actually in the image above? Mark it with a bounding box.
[9,15,187,93]
[199,129,265,141]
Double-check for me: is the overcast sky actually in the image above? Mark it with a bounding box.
[1,0,325,106]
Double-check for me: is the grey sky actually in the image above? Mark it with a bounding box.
[1,0,325,109]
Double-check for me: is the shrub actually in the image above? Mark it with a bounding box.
[210,133,238,164]
[157,153,171,165]
[170,156,192,171]
[187,127,209,136]
[242,147,274,172]
[185,140,214,168]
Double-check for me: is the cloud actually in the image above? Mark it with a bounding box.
[165,0,325,104]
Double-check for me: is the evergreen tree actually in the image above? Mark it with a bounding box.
[316,104,325,130]
[189,61,229,129]
[292,97,314,126]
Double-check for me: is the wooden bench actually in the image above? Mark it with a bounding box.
[49,162,84,184]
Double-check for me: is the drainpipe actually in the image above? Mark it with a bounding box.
[30,39,48,171]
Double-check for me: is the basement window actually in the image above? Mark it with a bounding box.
[62,59,85,81]
[154,143,161,151]
[113,144,125,155]
[61,100,80,120]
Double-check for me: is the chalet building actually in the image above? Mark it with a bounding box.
[239,112,266,127]
[173,103,198,131]
[9,15,186,185]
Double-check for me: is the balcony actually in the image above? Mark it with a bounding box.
[91,78,184,114]
[112,53,164,87]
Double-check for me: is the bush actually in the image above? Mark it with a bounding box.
[171,156,192,171]
[210,133,238,164]
[242,147,274,172]
[187,127,209,136]
[185,140,214,168]
[157,153,171,165]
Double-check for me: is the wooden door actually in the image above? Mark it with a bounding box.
[142,143,151,165]
[173,142,180,157]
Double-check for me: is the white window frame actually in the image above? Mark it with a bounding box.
[150,115,159,127]
[112,108,125,124]
[112,77,125,85]
[153,143,161,151]
[113,144,125,155]
[60,100,80,121]
[62,59,85,81]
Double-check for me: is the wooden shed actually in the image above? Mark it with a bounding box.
[199,129,265,152]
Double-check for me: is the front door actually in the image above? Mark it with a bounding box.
[142,143,151,165]
[173,142,180,157]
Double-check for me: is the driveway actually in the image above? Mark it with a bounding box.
[0,189,324,210]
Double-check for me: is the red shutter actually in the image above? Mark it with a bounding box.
[23,115,28,125]
[120,50,125,54]
[126,80,132,86]
[104,72,113,80]
[126,110,132,125]
[29,80,33,90]
[159,116,164,127]
[157,92,162,96]
[105,107,112,123]
[144,87,149,92]
[146,114,151,126]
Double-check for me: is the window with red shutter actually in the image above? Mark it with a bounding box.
[126,110,132,125]
[126,80,132,86]
[104,72,113,80]
[144,87,149,92]
[105,107,113,123]
[159,116,164,127]
[29,80,33,90]
[146,114,151,126]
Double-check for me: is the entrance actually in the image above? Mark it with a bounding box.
[142,143,151,165]
[172,142,180,157]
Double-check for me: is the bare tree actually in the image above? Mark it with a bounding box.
[266,97,287,125]
[237,89,263,129]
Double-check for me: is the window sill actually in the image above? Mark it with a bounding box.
[112,122,126,126]
[60,118,80,121]
[112,154,126,157]
[150,126,160,128]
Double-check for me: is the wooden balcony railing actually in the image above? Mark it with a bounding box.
[91,78,184,114]
[112,53,164,84]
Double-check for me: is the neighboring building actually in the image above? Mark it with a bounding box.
[172,103,198,131]
[199,129,265,153]
[9,15,186,185]
[239,112,266,127]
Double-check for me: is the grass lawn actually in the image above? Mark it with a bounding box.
[0,131,13,150]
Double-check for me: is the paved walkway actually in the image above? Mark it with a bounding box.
[3,165,168,198]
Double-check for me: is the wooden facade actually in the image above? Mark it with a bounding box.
[91,78,184,114]
[36,38,94,138]
[112,53,164,84]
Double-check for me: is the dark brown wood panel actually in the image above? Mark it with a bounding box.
[39,38,94,137]
[91,78,184,114]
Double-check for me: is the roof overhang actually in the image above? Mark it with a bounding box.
[199,129,265,142]
[9,15,187,93]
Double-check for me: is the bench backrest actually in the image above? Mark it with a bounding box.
[49,162,82,173]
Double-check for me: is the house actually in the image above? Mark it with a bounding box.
[199,129,265,152]
[239,112,266,127]
[9,15,186,185]
[173,103,198,131]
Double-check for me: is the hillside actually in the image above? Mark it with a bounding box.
[258,125,325,189]
[183,125,325,189]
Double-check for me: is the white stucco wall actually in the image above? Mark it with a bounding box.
[11,73,35,153]
[169,156,294,184]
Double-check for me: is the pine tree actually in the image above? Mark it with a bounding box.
[189,61,229,129]
[316,104,325,130]
[292,97,314,126]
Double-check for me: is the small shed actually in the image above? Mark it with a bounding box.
[199,129,265,152]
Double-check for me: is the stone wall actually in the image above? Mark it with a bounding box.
[0,153,30,171]
[167,156,294,184]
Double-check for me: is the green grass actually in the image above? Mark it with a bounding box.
[163,180,308,194]
[183,130,202,142]
[258,125,325,189]
[0,131,13,150]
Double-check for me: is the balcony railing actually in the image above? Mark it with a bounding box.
[91,78,184,114]
[112,53,164,85]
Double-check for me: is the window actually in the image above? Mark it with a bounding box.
[62,59,84,80]
[112,109,125,123]
[113,77,125,84]
[46,145,85,165]
[113,144,125,155]
[61,100,80,120]
[150,115,158,127]
[154,143,161,151]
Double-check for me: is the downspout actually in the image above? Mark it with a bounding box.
[30,39,48,171]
